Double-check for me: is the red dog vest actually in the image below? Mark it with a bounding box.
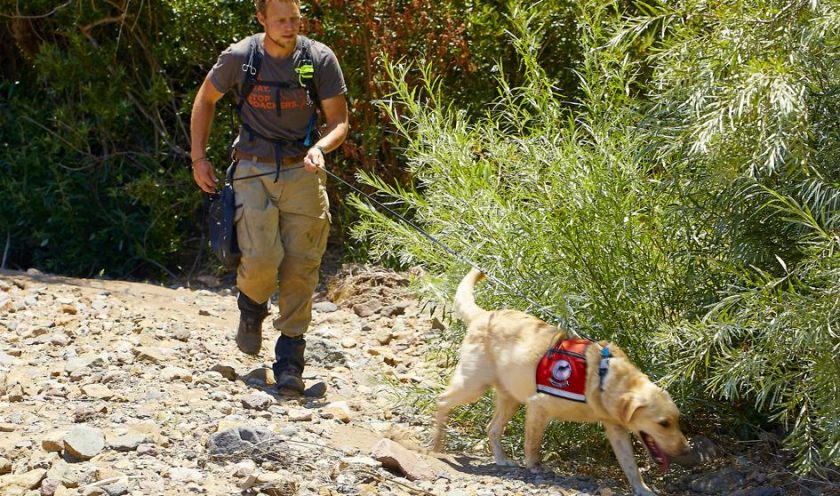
[536,338,591,403]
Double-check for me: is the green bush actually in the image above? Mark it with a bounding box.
[353,0,840,473]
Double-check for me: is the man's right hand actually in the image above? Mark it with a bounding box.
[192,159,218,193]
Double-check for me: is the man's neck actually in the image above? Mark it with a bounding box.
[262,33,297,59]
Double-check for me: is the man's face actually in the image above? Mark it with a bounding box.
[257,1,301,50]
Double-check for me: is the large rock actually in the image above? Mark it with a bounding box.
[671,435,718,467]
[305,338,347,369]
[371,438,439,481]
[207,426,275,458]
[64,425,105,461]
[688,468,747,494]
[241,392,274,411]
[108,432,147,452]
[0,468,47,490]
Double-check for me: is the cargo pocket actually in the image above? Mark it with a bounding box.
[237,203,282,261]
[280,213,330,261]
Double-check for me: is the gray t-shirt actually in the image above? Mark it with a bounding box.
[209,33,346,157]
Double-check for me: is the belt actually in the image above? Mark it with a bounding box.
[233,149,306,165]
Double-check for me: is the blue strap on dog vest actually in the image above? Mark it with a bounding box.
[599,346,611,392]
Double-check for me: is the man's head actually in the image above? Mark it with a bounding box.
[255,0,302,53]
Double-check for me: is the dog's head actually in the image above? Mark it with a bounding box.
[618,384,689,473]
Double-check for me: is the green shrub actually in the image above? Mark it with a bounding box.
[353,0,840,473]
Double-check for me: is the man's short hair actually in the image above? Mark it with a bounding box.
[254,0,301,14]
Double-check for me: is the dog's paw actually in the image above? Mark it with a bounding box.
[632,486,657,496]
[494,457,517,467]
[526,463,543,474]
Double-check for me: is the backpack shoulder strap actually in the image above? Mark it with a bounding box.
[295,36,320,109]
[237,35,263,113]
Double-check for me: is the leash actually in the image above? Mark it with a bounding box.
[229,164,306,182]
[319,167,573,328]
[224,160,576,332]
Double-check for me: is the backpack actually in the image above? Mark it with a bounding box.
[235,34,321,177]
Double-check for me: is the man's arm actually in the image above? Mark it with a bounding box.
[304,94,349,172]
[191,76,226,193]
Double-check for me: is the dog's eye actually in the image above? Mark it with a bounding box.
[658,419,671,429]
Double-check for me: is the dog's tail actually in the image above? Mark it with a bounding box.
[454,268,486,325]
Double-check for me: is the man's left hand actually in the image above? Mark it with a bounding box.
[303,146,325,172]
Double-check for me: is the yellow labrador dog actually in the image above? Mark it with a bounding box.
[432,269,690,496]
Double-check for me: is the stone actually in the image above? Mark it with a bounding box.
[381,301,409,318]
[321,401,353,424]
[40,478,61,496]
[210,364,238,381]
[241,392,273,411]
[207,426,275,457]
[305,339,347,369]
[688,468,747,494]
[64,355,105,374]
[172,328,191,342]
[63,425,106,461]
[352,301,382,318]
[671,435,718,467]
[108,433,146,452]
[132,347,170,364]
[374,329,394,345]
[160,367,192,382]
[303,381,327,398]
[371,439,439,481]
[100,478,129,496]
[251,471,298,496]
[0,351,21,367]
[0,457,10,475]
[42,430,67,453]
[242,368,274,386]
[81,384,114,400]
[167,467,204,483]
[0,468,47,490]
[287,409,313,422]
[313,301,338,313]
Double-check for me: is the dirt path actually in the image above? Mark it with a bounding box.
[0,267,823,496]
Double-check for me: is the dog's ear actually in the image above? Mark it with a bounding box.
[619,393,647,425]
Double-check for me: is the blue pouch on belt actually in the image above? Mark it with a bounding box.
[207,162,241,269]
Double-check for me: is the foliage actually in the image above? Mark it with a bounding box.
[0,0,581,277]
[0,0,253,277]
[353,0,840,474]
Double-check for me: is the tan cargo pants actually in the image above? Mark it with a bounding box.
[232,158,330,337]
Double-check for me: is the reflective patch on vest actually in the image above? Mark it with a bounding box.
[536,338,591,403]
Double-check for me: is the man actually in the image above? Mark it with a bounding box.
[190,0,348,396]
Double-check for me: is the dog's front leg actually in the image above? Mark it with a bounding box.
[603,422,656,496]
[523,403,550,472]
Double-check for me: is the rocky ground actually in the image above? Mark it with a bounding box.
[0,265,837,496]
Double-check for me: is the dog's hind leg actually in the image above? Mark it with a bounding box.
[488,390,519,466]
[604,422,656,496]
[523,401,551,472]
[432,348,491,452]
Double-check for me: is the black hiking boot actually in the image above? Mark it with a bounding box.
[273,334,305,396]
[236,293,269,356]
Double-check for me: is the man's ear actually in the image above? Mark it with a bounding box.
[618,393,647,425]
[256,11,266,28]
